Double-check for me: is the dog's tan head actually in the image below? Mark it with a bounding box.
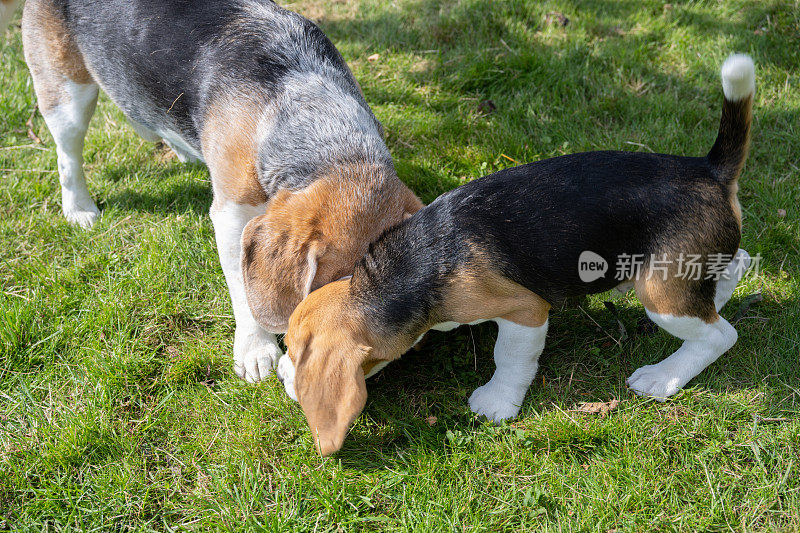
[283,279,382,456]
[241,166,421,332]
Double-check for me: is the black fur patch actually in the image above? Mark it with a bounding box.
[707,96,752,182]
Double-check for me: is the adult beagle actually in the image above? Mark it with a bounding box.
[278,55,756,456]
[3,0,421,381]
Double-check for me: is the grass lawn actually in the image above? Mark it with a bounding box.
[1,0,799,530]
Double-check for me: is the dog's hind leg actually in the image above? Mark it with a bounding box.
[628,275,738,400]
[22,0,100,228]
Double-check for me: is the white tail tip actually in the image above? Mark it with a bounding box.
[721,54,755,101]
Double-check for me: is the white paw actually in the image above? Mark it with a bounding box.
[233,330,282,383]
[626,364,682,400]
[276,355,298,401]
[468,383,522,423]
[64,203,100,229]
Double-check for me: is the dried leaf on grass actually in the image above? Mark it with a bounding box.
[12,105,43,143]
[574,399,620,417]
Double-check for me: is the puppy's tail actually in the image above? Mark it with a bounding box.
[707,54,755,184]
[0,0,23,35]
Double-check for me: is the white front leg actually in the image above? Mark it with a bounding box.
[210,200,282,382]
[468,318,548,422]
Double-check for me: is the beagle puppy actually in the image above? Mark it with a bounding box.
[278,55,756,456]
[6,0,421,381]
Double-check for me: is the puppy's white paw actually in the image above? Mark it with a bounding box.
[64,203,100,229]
[468,383,522,423]
[626,364,682,400]
[233,329,282,383]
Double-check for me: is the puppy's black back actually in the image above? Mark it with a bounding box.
[441,151,740,301]
[354,150,741,331]
[353,54,752,335]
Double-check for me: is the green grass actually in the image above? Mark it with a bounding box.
[1,0,799,530]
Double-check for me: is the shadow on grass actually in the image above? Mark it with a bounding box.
[307,0,799,190]
[556,0,800,71]
[97,160,213,218]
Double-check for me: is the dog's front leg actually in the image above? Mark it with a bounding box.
[210,198,282,382]
[468,318,549,422]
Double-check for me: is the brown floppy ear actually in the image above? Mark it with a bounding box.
[241,202,327,332]
[295,344,371,456]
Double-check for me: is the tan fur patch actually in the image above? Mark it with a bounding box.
[22,0,93,112]
[635,275,684,316]
[730,181,743,229]
[441,265,551,329]
[634,274,717,323]
[242,167,422,332]
[202,93,268,206]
